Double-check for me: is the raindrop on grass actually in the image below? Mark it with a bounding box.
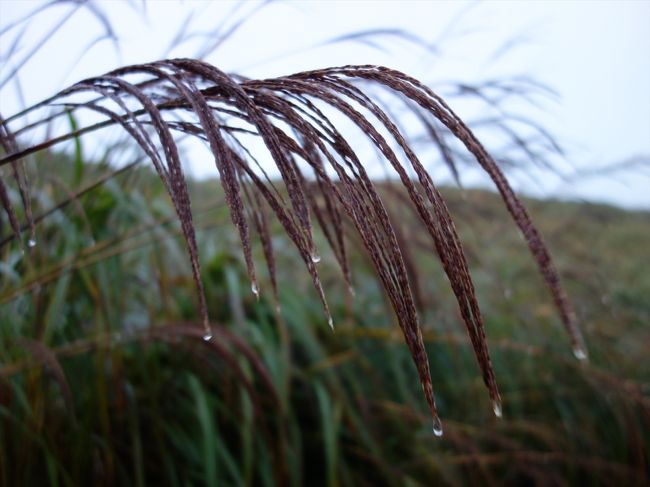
[203,332,212,341]
[27,238,36,248]
[432,416,444,437]
[327,316,334,330]
[573,345,588,361]
[348,285,356,297]
[310,251,321,264]
[492,398,503,418]
[251,280,259,298]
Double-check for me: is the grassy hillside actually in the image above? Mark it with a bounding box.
[1,157,648,486]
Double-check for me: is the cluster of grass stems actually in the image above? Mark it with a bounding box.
[0,1,648,485]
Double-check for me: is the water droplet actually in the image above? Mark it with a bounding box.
[27,238,36,248]
[203,332,212,341]
[327,316,334,330]
[251,281,259,298]
[573,345,588,361]
[492,399,503,418]
[432,416,444,437]
[275,304,282,314]
[348,285,356,297]
[310,252,321,264]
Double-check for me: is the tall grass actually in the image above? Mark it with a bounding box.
[1,58,591,430]
[1,1,647,485]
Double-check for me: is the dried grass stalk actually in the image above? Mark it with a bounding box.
[0,59,587,432]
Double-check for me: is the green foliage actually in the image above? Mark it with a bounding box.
[1,159,647,485]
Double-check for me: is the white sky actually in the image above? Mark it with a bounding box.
[1,0,649,209]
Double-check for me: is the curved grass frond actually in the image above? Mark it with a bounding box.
[0,59,586,431]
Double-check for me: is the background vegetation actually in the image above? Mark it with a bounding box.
[1,1,648,486]
[1,154,648,485]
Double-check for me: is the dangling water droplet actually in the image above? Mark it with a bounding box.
[492,398,503,418]
[275,303,282,314]
[327,316,334,330]
[203,332,212,341]
[348,285,356,297]
[432,415,444,437]
[251,281,259,298]
[310,251,321,264]
[573,344,588,361]
[27,238,36,248]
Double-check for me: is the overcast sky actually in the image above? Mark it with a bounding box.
[1,0,648,209]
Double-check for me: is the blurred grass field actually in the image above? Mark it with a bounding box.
[1,155,648,486]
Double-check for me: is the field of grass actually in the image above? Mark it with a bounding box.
[1,1,648,485]
[1,155,648,486]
